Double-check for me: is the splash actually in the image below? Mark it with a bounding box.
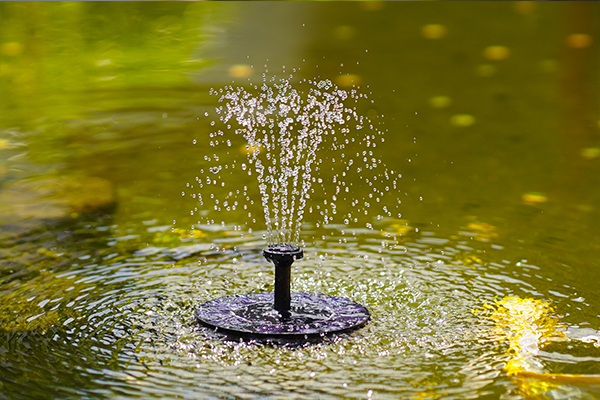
[194,74,401,244]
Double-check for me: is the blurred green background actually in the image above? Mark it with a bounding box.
[2,1,598,257]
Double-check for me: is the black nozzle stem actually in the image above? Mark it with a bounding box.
[262,244,303,315]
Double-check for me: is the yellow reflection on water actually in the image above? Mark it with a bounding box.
[477,296,600,398]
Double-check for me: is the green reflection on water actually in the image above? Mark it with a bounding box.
[0,2,229,129]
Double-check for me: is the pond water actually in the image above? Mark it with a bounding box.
[1,2,599,399]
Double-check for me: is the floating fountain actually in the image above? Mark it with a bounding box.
[194,74,401,339]
[196,242,370,337]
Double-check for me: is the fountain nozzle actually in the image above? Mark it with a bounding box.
[263,244,303,315]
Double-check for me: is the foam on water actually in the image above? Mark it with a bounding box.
[193,74,400,245]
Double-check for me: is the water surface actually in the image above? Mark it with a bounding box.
[1,2,599,399]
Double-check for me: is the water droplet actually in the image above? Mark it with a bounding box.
[195,74,402,243]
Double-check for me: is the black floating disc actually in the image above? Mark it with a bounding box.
[196,292,370,338]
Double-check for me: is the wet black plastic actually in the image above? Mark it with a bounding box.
[262,243,303,316]
[196,244,370,339]
[196,292,370,338]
